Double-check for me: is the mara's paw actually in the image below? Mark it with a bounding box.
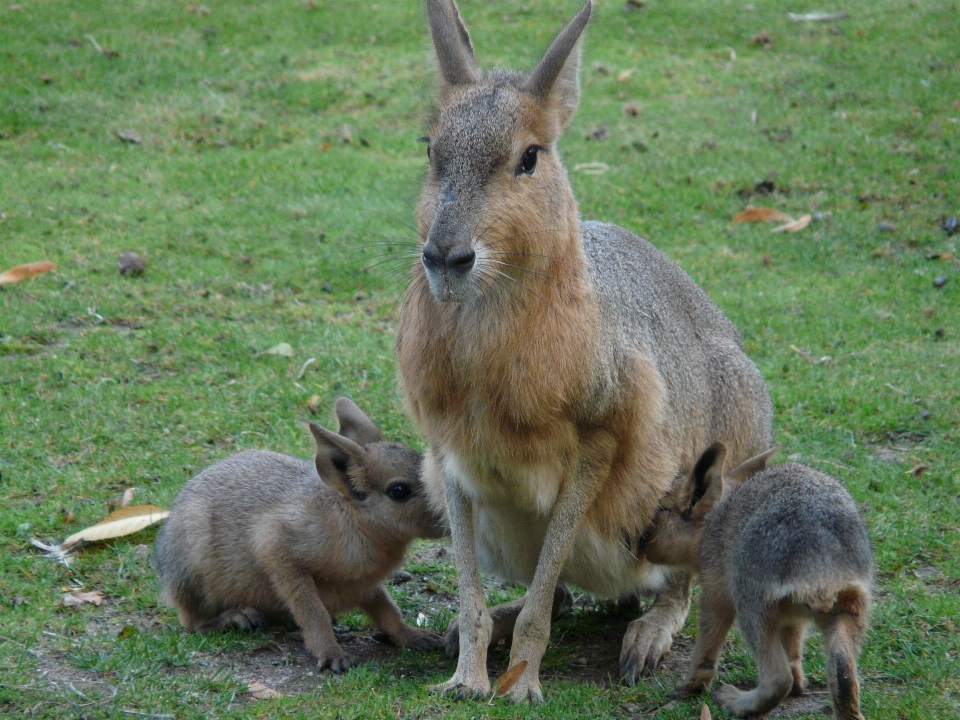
[619,617,675,683]
[317,650,351,674]
[429,672,490,700]
[497,664,543,705]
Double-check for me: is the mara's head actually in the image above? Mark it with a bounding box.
[308,397,447,540]
[416,0,591,304]
[642,443,779,568]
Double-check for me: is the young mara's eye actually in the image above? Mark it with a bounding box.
[385,483,413,502]
[519,145,540,175]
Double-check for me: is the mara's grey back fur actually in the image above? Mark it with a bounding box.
[582,221,771,453]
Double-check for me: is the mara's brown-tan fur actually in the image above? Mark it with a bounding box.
[154,398,445,673]
[395,0,773,702]
[643,446,874,720]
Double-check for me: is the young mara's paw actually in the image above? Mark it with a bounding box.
[712,684,754,718]
[317,650,351,674]
[670,680,708,698]
[397,627,444,650]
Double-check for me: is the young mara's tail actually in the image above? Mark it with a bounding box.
[824,587,870,720]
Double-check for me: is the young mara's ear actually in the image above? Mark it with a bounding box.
[308,421,369,500]
[725,445,779,488]
[334,397,383,446]
[426,0,480,95]
[689,441,727,517]
[524,1,591,130]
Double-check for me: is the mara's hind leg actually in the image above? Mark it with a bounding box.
[620,571,694,682]
[779,622,809,696]
[713,607,793,717]
[821,592,869,720]
[442,585,573,657]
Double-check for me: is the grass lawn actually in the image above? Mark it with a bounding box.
[1,0,958,717]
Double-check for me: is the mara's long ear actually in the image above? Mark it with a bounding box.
[426,0,480,95]
[308,421,369,500]
[725,445,779,488]
[689,442,727,518]
[524,1,592,130]
[334,396,383,446]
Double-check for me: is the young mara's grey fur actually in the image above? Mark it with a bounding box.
[155,398,446,672]
[645,446,874,720]
[394,0,774,702]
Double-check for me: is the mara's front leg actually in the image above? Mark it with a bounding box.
[503,445,612,704]
[620,570,694,683]
[431,471,493,699]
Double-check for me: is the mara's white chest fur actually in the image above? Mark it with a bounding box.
[439,452,669,599]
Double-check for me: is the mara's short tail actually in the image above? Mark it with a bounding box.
[824,587,870,720]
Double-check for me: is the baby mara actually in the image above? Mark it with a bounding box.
[155,398,446,672]
[644,445,874,720]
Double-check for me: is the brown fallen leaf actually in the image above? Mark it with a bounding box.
[117,131,142,144]
[731,207,794,223]
[62,504,170,551]
[0,261,57,285]
[63,590,104,607]
[495,660,529,697]
[247,681,284,699]
[772,214,812,233]
[751,31,773,49]
[617,68,635,82]
[906,464,929,478]
[701,703,713,720]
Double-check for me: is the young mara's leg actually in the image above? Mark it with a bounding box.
[267,568,349,672]
[189,607,267,634]
[674,583,736,697]
[621,571,693,683]
[780,622,809,696]
[443,585,574,656]
[713,605,793,717]
[360,585,442,650]
[431,472,493,699]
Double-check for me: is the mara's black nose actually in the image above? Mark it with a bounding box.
[422,246,475,274]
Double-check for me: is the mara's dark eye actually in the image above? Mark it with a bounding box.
[386,483,413,502]
[519,145,540,175]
